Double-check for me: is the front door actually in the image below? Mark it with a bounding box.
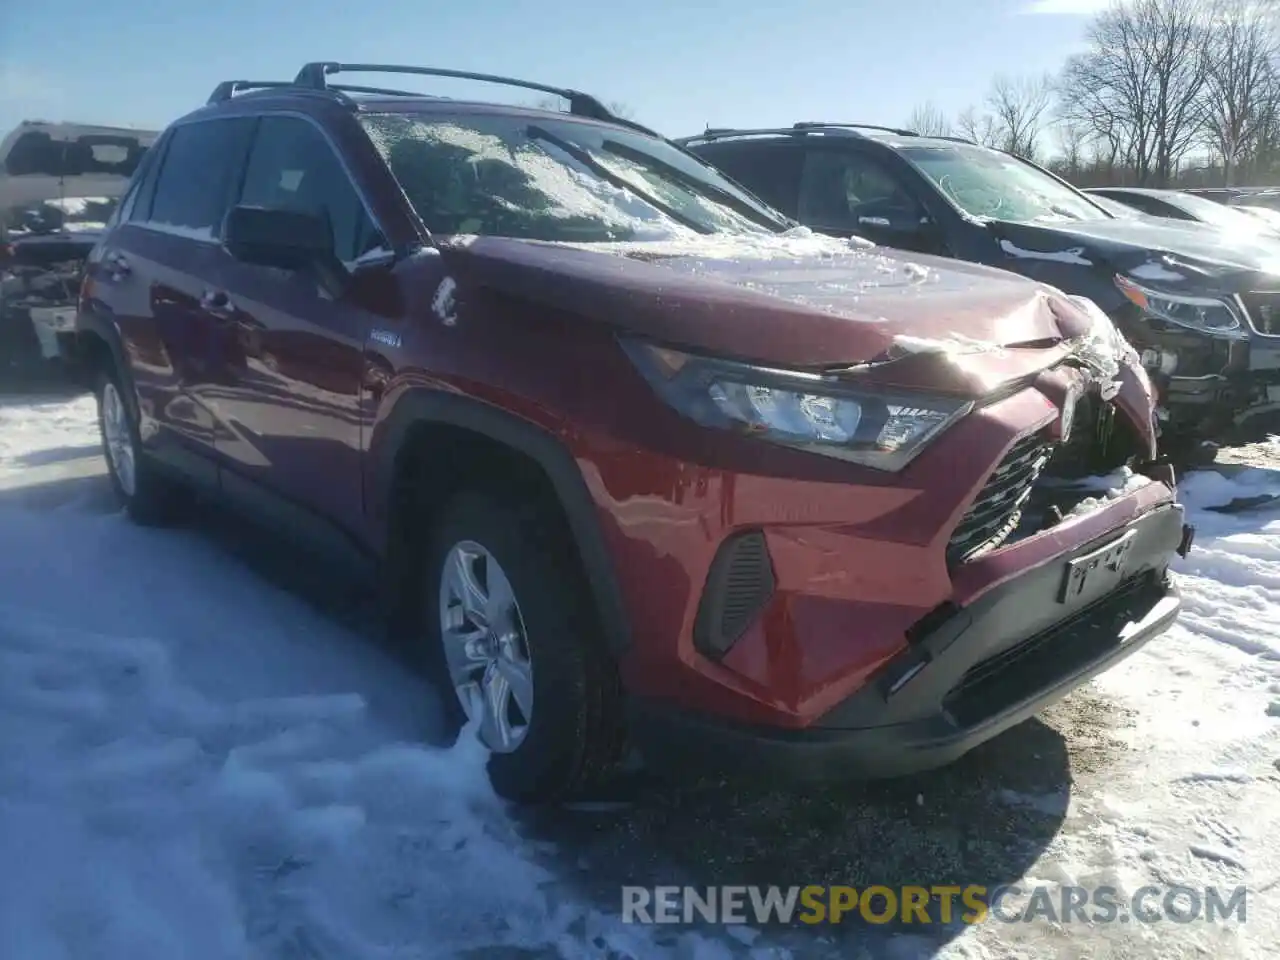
[797,147,943,255]
[210,115,392,538]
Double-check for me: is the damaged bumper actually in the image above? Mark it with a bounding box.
[1119,307,1280,444]
[632,502,1189,782]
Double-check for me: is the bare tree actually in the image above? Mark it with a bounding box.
[955,105,1001,147]
[905,101,953,137]
[1058,0,1212,186]
[1054,119,1091,175]
[986,73,1054,159]
[1199,0,1280,184]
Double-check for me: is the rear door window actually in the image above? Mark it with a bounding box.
[148,118,255,237]
[237,116,383,262]
[694,143,803,217]
[117,134,167,225]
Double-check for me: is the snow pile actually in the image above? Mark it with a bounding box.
[562,225,877,262]
[1061,466,1155,519]
[0,394,99,472]
[0,398,751,960]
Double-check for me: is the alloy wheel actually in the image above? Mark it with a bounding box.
[102,381,137,497]
[438,540,534,753]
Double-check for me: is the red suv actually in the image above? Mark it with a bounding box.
[67,62,1194,803]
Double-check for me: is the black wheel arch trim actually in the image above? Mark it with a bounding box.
[75,309,140,415]
[375,388,633,657]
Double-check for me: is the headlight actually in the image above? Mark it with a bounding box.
[621,339,973,471]
[1115,275,1245,338]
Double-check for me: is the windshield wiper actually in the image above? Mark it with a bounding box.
[598,139,790,232]
[525,125,712,235]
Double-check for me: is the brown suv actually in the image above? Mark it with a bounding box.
[66,63,1193,803]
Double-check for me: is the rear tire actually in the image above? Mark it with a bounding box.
[417,492,624,803]
[96,368,187,526]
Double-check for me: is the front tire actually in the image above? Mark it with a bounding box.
[96,368,186,526]
[420,492,623,803]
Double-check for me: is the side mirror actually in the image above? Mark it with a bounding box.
[223,204,350,297]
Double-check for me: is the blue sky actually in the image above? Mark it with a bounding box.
[0,0,1110,140]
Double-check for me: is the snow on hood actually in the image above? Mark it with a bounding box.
[440,229,1096,375]
[994,215,1280,292]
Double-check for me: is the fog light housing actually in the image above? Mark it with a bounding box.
[1140,348,1178,375]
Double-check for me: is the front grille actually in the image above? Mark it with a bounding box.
[946,431,1054,565]
[1240,291,1280,336]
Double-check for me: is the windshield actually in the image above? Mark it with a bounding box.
[899,144,1107,224]
[360,112,789,242]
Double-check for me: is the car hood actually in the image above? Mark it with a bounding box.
[437,232,1108,397]
[991,216,1280,294]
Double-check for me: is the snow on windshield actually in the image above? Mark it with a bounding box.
[902,145,1105,224]
[361,114,783,244]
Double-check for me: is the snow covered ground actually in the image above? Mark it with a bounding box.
[1,392,1278,960]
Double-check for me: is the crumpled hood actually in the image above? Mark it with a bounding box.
[438,233,1096,388]
[992,216,1280,295]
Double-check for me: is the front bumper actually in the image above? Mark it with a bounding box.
[1128,310,1280,442]
[631,503,1189,782]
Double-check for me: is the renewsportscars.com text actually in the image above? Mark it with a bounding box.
[621,884,1249,926]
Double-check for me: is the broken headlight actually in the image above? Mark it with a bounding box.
[621,339,973,472]
[1115,275,1245,338]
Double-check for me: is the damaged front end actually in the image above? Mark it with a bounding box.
[0,237,94,378]
[1109,261,1280,450]
[946,299,1186,566]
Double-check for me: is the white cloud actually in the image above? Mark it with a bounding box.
[1019,0,1113,14]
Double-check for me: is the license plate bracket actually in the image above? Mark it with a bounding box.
[1058,528,1138,605]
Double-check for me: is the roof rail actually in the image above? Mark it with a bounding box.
[677,125,875,146]
[205,80,354,106]
[792,121,919,137]
[292,61,631,125]
[206,63,662,138]
[329,83,439,98]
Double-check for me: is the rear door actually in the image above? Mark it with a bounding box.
[88,116,255,483]
[211,114,393,537]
